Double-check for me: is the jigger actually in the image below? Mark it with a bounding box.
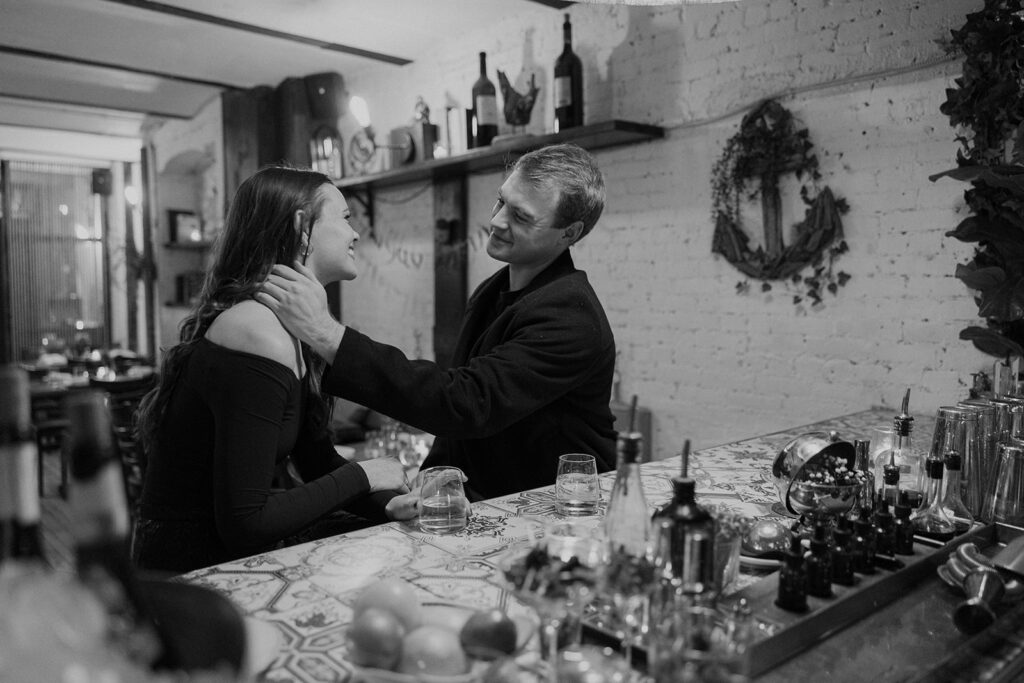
[953,567,1006,634]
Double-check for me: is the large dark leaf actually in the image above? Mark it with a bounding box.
[955,262,1005,291]
[959,326,1024,358]
[977,276,1024,321]
[930,165,1024,196]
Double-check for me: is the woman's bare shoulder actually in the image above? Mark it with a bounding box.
[206,300,300,375]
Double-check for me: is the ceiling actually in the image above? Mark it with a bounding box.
[0,0,576,141]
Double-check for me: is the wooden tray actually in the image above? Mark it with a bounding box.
[582,523,1024,679]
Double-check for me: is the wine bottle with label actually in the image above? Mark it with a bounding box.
[472,51,498,147]
[553,13,583,132]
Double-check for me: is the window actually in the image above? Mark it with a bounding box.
[1,160,109,362]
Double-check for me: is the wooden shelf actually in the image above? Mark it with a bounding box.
[335,120,664,193]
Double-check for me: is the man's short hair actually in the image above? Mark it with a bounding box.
[512,143,605,243]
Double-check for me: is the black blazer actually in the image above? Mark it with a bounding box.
[324,249,617,500]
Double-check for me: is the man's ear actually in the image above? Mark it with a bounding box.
[562,220,584,245]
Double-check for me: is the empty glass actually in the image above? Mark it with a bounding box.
[929,407,982,517]
[416,466,468,534]
[986,444,1024,526]
[555,453,600,516]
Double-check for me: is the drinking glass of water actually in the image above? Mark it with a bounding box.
[417,466,469,534]
[556,453,600,516]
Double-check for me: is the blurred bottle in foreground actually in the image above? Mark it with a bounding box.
[65,389,181,671]
[0,365,48,567]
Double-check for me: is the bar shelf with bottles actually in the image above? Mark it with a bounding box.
[334,120,664,194]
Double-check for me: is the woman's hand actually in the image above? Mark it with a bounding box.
[385,491,420,521]
[358,457,409,493]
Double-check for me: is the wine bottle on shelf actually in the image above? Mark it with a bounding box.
[65,390,179,671]
[650,440,717,598]
[0,365,47,565]
[553,13,584,132]
[471,51,499,147]
[604,430,650,558]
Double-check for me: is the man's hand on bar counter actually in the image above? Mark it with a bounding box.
[257,261,346,363]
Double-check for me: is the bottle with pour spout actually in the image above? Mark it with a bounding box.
[873,389,924,508]
[651,440,717,600]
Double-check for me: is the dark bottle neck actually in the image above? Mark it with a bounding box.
[563,15,573,49]
[478,52,487,76]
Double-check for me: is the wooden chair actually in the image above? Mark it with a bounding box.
[89,374,158,513]
[30,386,71,499]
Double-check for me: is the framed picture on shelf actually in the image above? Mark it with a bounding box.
[168,209,202,243]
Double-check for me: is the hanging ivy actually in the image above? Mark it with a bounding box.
[710,99,850,307]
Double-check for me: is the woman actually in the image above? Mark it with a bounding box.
[132,166,415,574]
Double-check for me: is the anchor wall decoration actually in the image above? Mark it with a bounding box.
[710,99,850,306]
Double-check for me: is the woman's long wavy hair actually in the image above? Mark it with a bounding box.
[136,165,335,454]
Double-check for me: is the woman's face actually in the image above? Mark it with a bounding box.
[306,185,359,283]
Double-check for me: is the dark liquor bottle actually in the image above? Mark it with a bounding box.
[553,13,583,132]
[0,365,47,564]
[872,498,896,556]
[892,491,916,555]
[851,507,877,574]
[804,522,833,598]
[830,516,856,586]
[775,535,808,612]
[65,390,179,670]
[472,52,498,147]
[650,474,716,597]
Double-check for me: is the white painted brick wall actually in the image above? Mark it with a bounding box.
[331,0,989,458]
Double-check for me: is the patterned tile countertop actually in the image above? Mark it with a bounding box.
[184,407,936,682]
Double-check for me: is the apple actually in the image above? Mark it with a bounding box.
[397,625,469,676]
[459,608,518,660]
[351,577,423,631]
[346,607,404,670]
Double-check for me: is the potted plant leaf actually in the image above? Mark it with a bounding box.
[931,0,1024,360]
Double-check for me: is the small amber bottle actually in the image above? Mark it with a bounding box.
[776,535,809,612]
[804,522,833,598]
[830,516,856,586]
[892,491,915,555]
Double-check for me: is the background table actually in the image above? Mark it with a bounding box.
[182,407,918,682]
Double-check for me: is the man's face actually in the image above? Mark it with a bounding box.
[486,170,570,272]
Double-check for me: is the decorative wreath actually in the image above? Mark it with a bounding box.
[710,99,850,306]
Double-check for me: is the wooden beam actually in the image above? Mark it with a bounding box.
[101,0,412,66]
[525,0,575,8]
[0,45,242,91]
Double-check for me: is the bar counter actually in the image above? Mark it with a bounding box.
[181,407,1024,682]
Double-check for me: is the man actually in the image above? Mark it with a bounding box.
[258,143,617,500]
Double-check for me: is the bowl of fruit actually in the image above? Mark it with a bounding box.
[344,578,535,683]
